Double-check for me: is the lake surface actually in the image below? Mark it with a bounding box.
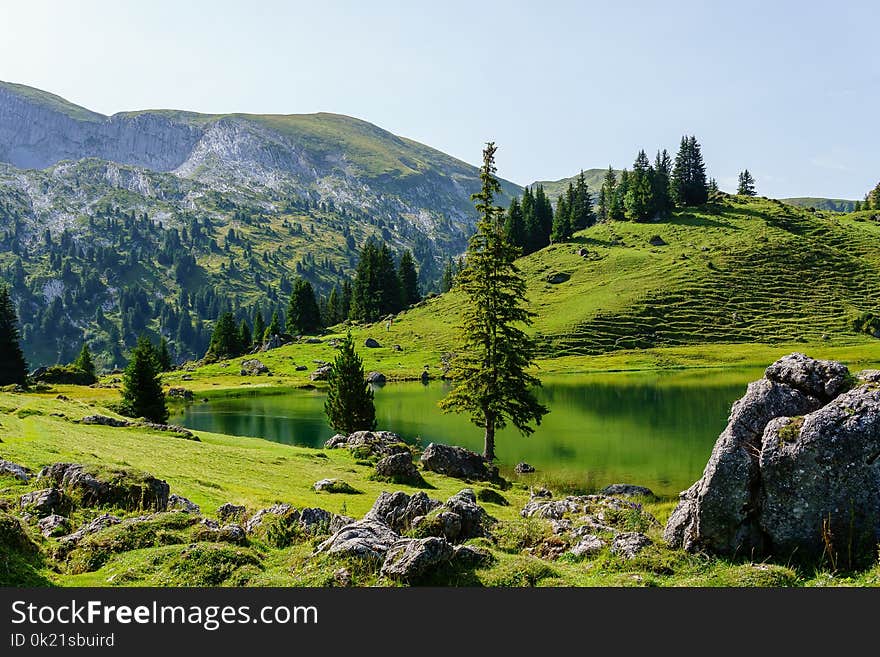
[170,369,766,496]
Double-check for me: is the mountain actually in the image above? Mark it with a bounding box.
[529,168,617,204]
[780,197,858,213]
[0,81,520,367]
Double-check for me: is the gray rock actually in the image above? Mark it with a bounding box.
[757,385,880,565]
[38,514,70,537]
[244,503,292,532]
[313,478,358,494]
[764,352,851,401]
[420,442,494,481]
[19,488,66,517]
[366,371,386,384]
[451,544,493,568]
[299,507,334,535]
[81,414,131,427]
[167,387,194,401]
[443,488,491,540]
[546,272,571,284]
[380,537,454,582]
[333,568,352,587]
[530,487,553,499]
[577,248,589,257]
[412,511,462,542]
[295,365,308,371]
[310,365,332,381]
[239,358,269,376]
[168,494,200,514]
[217,502,247,522]
[261,334,284,351]
[0,459,31,482]
[364,338,381,348]
[392,344,403,352]
[365,491,440,533]
[196,523,247,545]
[648,235,667,246]
[58,513,121,547]
[571,534,606,557]
[599,483,655,498]
[611,532,652,559]
[857,369,880,384]
[316,518,400,563]
[514,462,535,474]
[374,452,425,486]
[38,463,169,511]
[522,494,652,531]
[325,430,409,458]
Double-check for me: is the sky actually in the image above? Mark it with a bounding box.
[0,0,877,198]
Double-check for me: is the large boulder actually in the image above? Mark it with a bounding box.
[310,365,332,381]
[365,491,440,533]
[38,464,169,512]
[57,514,121,548]
[599,484,655,498]
[366,371,386,384]
[411,489,493,542]
[19,488,67,517]
[664,353,880,565]
[315,518,400,563]
[38,514,70,538]
[380,537,454,582]
[420,443,495,481]
[0,459,31,483]
[240,359,269,376]
[168,494,200,514]
[364,338,381,348]
[374,452,425,486]
[325,430,410,459]
[216,503,246,522]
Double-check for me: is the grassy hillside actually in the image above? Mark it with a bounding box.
[781,197,858,213]
[2,389,877,587]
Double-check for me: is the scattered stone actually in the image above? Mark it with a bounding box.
[38,514,70,538]
[546,272,571,284]
[476,488,509,506]
[305,338,322,344]
[333,568,352,587]
[181,374,194,381]
[380,537,454,582]
[313,479,359,494]
[420,443,495,481]
[217,503,247,522]
[648,235,667,246]
[442,489,491,540]
[374,452,425,486]
[857,369,880,384]
[577,248,589,257]
[81,414,131,428]
[168,494,201,514]
[611,532,652,559]
[295,365,308,371]
[514,462,535,474]
[452,544,493,568]
[316,518,400,563]
[244,503,292,533]
[167,387,194,401]
[392,344,403,352]
[310,365,332,381]
[58,514,121,547]
[19,488,67,517]
[138,422,198,440]
[412,511,462,542]
[261,334,284,351]
[599,484,655,498]
[240,358,269,376]
[365,491,440,533]
[366,371,386,384]
[325,430,410,459]
[364,338,381,348]
[38,463,170,512]
[530,487,553,499]
[0,459,31,483]
[570,535,606,558]
[299,507,334,535]
[196,522,248,545]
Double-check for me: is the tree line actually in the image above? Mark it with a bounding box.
[854,181,880,211]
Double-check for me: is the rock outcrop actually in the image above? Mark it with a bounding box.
[324,430,409,459]
[374,452,425,486]
[38,463,169,512]
[665,353,880,566]
[420,443,496,481]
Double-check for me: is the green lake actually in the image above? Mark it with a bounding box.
[170,368,768,496]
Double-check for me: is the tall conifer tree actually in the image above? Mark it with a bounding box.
[0,286,28,386]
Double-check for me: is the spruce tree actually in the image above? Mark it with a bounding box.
[533,185,553,250]
[157,337,172,372]
[625,150,654,222]
[265,311,281,341]
[287,278,322,334]
[73,342,97,382]
[521,186,540,255]
[854,200,862,212]
[376,242,402,316]
[206,311,241,360]
[504,197,527,253]
[350,240,381,322]
[652,150,673,217]
[239,319,252,352]
[326,286,342,325]
[708,178,719,194]
[121,336,168,423]
[252,308,266,346]
[671,135,708,206]
[868,182,880,210]
[570,171,595,230]
[324,331,376,434]
[397,250,420,308]
[612,169,629,220]
[441,259,456,293]
[439,143,548,460]
[599,166,616,221]
[0,286,28,386]
[737,169,757,196]
[551,192,572,242]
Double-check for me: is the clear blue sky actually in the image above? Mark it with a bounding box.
[1,0,877,198]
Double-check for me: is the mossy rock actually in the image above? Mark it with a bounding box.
[313,479,360,494]
[476,488,509,506]
[39,463,170,512]
[0,511,38,555]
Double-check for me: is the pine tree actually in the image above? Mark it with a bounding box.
[551,190,572,242]
[625,150,654,222]
[238,319,252,352]
[503,197,527,252]
[708,178,719,194]
[868,181,880,210]
[598,166,616,221]
[206,311,241,361]
[570,171,595,230]
[521,186,541,255]
[441,259,456,293]
[287,278,322,334]
[265,310,281,341]
[120,336,168,423]
[439,143,548,460]
[324,331,376,434]
[533,185,553,250]
[671,135,708,206]
[854,200,862,212]
[157,337,172,372]
[326,285,342,325]
[73,342,97,382]
[252,307,266,346]
[397,250,420,307]
[737,169,757,196]
[612,169,629,220]
[652,150,673,216]
[0,286,28,386]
